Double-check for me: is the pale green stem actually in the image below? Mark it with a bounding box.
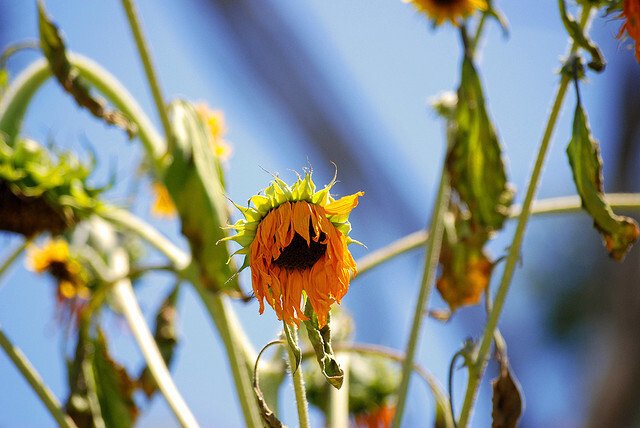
[0,239,30,282]
[286,326,310,428]
[120,0,174,153]
[356,193,640,276]
[329,352,350,428]
[98,206,262,428]
[456,7,594,428]
[0,54,165,169]
[0,325,78,428]
[107,247,199,428]
[391,169,451,428]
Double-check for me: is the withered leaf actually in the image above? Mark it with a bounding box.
[37,1,136,136]
[302,304,344,389]
[447,57,513,231]
[492,362,523,428]
[253,342,286,428]
[283,321,301,373]
[566,103,639,260]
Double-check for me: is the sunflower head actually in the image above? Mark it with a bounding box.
[405,0,487,26]
[616,0,640,62]
[225,170,363,327]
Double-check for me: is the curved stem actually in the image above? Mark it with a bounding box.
[120,0,173,153]
[0,54,165,169]
[0,325,78,428]
[392,169,451,428]
[0,238,30,283]
[356,193,640,276]
[456,7,594,427]
[285,326,310,428]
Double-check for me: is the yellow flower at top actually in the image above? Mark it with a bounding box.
[405,0,487,26]
[27,239,90,300]
[224,171,363,327]
[618,0,640,63]
[196,103,233,162]
[151,182,177,219]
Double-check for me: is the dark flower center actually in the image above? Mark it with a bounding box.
[273,222,327,270]
[48,261,73,282]
[433,0,458,5]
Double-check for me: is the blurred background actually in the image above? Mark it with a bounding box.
[0,1,638,426]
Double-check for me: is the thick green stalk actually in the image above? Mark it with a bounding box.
[120,0,174,153]
[456,7,594,427]
[356,192,640,276]
[0,55,165,169]
[285,326,310,428]
[391,169,451,427]
[0,326,78,428]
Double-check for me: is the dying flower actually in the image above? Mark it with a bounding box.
[27,239,90,300]
[617,0,640,62]
[405,0,487,26]
[150,182,177,218]
[225,171,363,327]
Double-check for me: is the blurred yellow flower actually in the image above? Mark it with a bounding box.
[196,103,233,162]
[405,0,487,26]
[151,182,177,218]
[27,239,90,300]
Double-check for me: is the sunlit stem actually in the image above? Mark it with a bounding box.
[391,167,451,427]
[356,193,640,276]
[0,239,30,282]
[328,352,350,428]
[286,326,310,428]
[107,247,199,428]
[120,0,174,154]
[456,6,594,428]
[0,325,78,428]
[0,55,165,170]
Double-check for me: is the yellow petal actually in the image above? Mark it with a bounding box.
[324,191,364,217]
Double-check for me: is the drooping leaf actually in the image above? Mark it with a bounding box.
[138,285,180,398]
[436,204,494,312]
[447,57,514,231]
[566,104,640,260]
[253,342,287,428]
[283,321,301,373]
[491,361,523,428]
[92,330,138,428]
[558,0,605,71]
[164,101,242,295]
[302,304,344,389]
[37,1,136,136]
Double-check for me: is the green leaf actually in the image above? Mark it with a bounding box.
[491,361,523,428]
[558,0,605,72]
[138,285,180,398]
[283,321,301,373]
[447,57,514,231]
[302,304,344,389]
[164,100,241,294]
[92,330,138,428]
[566,104,640,260]
[37,0,136,136]
[253,342,287,428]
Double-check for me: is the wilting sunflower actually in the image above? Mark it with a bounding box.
[27,239,90,301]
[225,171,363,327]
[617,0,640,62]
[405,0,487,26]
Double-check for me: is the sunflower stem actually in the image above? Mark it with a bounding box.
[0,238,30,283]
[456,6,594,427]
[356,192,640,276]
[0,325,78,428]
[286,325,311,428]
[391,167,451,428]
[328,351,350,428]
[120,0,174,155]
[0,55,165,169]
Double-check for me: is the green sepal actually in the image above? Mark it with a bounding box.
[447,57,514,231]
[302,304,344,389]
[37,1,136,136]
[163,100,241,294]
[566,103,639,260]
[283,321,301,373]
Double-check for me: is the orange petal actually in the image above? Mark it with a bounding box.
[324,191,364,217]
